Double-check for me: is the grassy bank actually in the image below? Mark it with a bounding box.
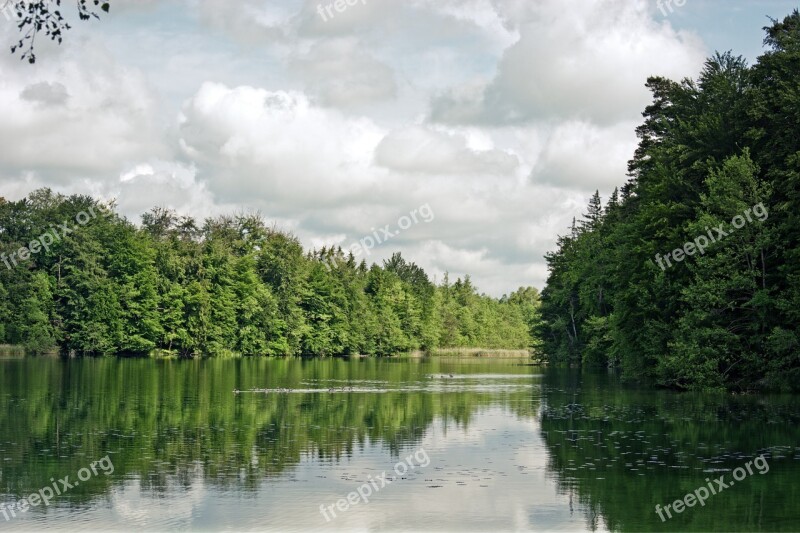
[5,347,539,360]
[0,344,26,357]
[409,348,533,358]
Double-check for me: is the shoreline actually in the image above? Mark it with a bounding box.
[0,345,536,360]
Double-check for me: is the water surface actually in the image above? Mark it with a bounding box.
[0,357,798,531]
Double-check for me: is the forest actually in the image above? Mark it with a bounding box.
[0,190,539,357]
[538,11,800,391]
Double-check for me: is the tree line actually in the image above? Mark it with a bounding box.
[0,189,539,357]
[538,11,800,391]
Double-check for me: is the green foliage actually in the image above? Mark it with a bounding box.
[538,11,800,391]
[0,191,537,357]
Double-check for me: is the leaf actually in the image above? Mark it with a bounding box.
[101,3,109,12]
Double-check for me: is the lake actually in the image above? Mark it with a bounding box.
[0,357,798,531]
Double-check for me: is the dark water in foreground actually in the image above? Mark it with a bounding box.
[0,357,799,531]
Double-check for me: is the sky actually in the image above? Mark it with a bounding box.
[0,0,796,296]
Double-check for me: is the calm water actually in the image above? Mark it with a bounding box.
[0,357,799,531]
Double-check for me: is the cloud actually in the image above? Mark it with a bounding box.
[401,239,549,297]
[296,0,401,37]
[192,0,293,44]
[289,38,397,107]
[177,82,386,210]
[0,48,165,181]
[409,0,519,50]
[107,160,224,221]
[430,0,707,125]
[20,81,69,106]
[375,125,519,175]
[531,120,637,189]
